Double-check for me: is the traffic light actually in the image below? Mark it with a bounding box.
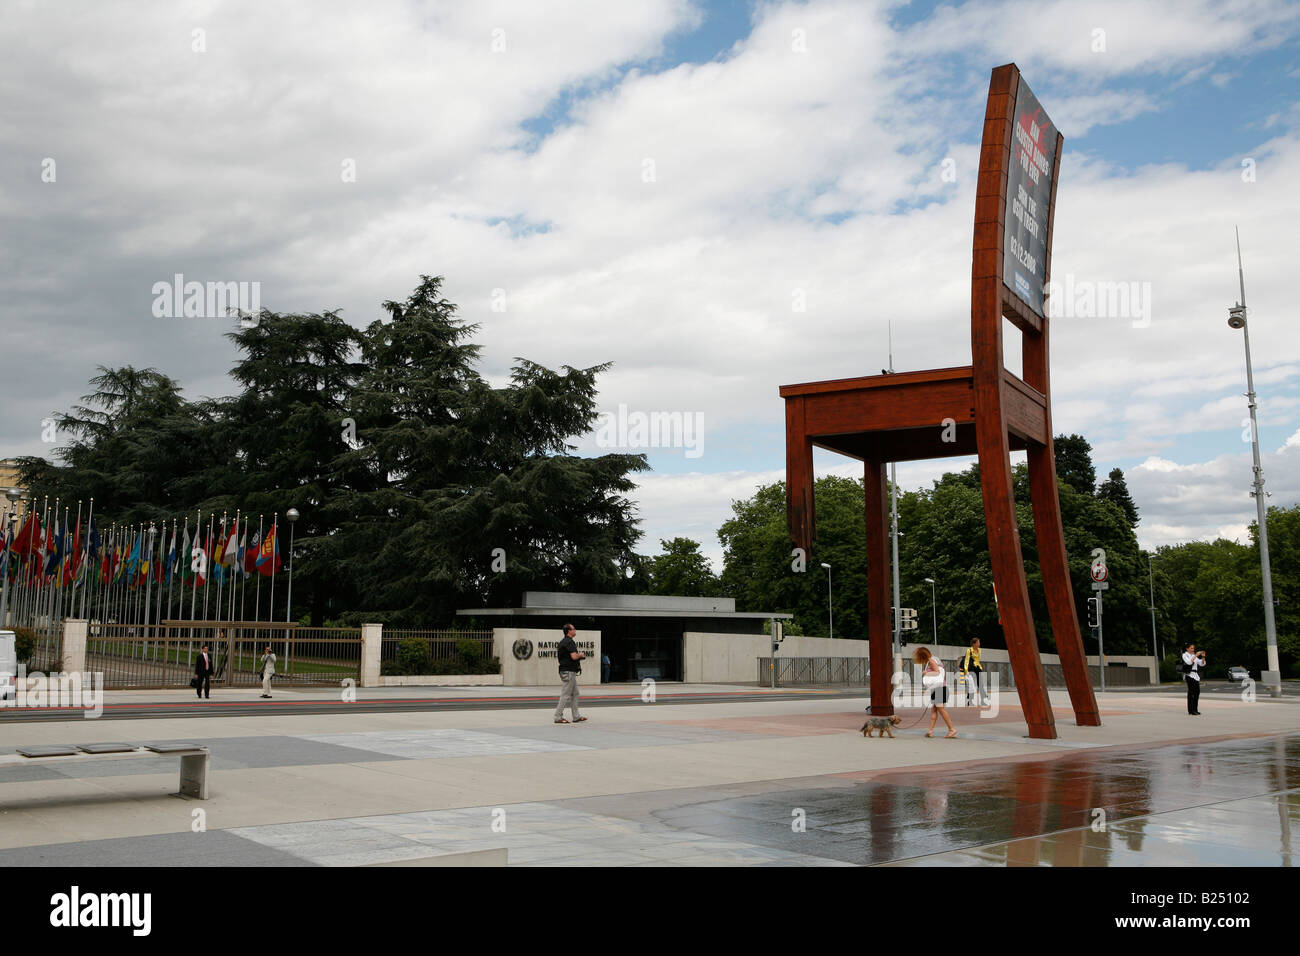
[1086,598,1100,629]
[900,608,919,632]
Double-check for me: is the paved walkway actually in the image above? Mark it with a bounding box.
[0,685,1295,866]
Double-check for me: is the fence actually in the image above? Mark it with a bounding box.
[83,621,362,689]
[756,656,1149,690]
[757,657,868,686]
[28,625,62,672]
[380,629,496,674]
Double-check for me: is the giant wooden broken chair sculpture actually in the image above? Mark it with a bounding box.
[780,64,1100,739]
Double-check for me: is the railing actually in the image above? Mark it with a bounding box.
[29,626,62,672]
[381,629,494,663]
[758,657,869,686]
[83,621,362,688]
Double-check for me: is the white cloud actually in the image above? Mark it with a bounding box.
[2,0,1299,570]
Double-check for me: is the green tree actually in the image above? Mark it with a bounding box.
[646,538,721,596]
[1054,434,1097,495]
[1097,467,1140,527]
[339,276,648,624]
[718,476,868,638]
[17,366,224,525]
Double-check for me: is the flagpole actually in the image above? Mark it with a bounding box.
[214,511,226,630]
[267,512,278,626]
[189,511,200,634]
[165,517,176,628]
[254,515,263,623]
[202,513,213,624]
[78,499,93,620]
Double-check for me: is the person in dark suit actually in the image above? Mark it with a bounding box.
[194,644,216,699]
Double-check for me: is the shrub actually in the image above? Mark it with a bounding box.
[381,637,433,676]
[456,638,485,669]
[10,626,36,665]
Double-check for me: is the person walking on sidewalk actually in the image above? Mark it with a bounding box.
[194,645,215,699]
[259,645,277,699]
[959,638,989,706]
[553,623,587,724]
[914,646,957,738]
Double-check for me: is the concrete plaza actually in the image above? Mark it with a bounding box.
[0,682,1295,866]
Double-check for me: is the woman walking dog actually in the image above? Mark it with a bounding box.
[913,646,957,738]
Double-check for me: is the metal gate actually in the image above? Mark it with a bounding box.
[86,621,362,689]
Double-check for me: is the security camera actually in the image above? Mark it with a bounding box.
[1228,304,1247,329]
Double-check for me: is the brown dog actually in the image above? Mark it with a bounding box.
[860,715,903,738]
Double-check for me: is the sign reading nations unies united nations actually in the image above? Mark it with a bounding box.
[1002,78,1058,316]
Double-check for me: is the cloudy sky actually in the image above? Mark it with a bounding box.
[3,0,1298,570]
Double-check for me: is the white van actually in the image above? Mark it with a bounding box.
[0,630,16,701]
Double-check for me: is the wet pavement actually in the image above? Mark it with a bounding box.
[2,690,1296,867]
[557,732,1300,866]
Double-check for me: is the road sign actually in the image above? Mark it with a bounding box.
[1090,547,1108,583]
[1091,581,1109,591]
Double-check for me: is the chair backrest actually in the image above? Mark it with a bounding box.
[971,63,1064,396]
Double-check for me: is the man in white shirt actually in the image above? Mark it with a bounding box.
[1182,643,1206,715]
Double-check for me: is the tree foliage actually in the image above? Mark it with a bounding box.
[18,276,648,627]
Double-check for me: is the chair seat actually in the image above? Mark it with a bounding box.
[780,365,1046,460]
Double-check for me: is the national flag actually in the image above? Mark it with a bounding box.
[44,518,64,577]
[221,519,239,569]
[236,529,248,577]
[256,522,281,576]
[64,515,82,583]
[0,523,11,581]
[11,513,39,556]
[164,527,178,585]
[154,530,165,584]
[125,531,142,579]
[192,531,209,586]
[180,524,192,582]
[244,528,261,574]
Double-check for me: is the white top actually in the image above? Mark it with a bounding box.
[1182,651,1201,682]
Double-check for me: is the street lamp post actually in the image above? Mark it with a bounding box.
[1228,230,1280,696]
[820,563,832,640]
[924,577,937,645]
[1147,552,1160,667]
[285,508,299,626]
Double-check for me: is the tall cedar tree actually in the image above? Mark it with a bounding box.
[338,275,648,625]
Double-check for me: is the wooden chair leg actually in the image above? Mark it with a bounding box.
[864,458,894,716]
[976,433,1057,739]
[1027,443,1102,726]
[785,397,814,554]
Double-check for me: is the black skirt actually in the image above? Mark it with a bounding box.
[929,684,949,705]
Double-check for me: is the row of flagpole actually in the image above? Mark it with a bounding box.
[0,497,290,635]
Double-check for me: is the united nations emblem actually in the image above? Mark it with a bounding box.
[512,638,534,661]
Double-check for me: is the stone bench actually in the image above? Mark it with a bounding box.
[0,742,210,799]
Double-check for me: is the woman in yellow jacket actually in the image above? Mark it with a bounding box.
[958,639,989,706]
